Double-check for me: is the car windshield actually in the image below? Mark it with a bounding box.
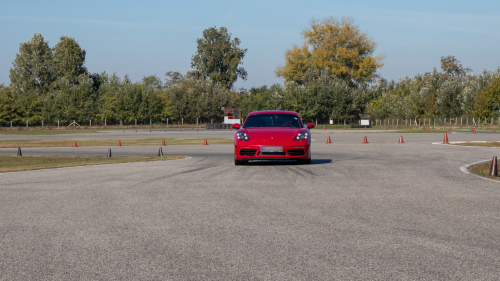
[243,113,302,128]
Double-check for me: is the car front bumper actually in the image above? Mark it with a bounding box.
[234,141,311,161]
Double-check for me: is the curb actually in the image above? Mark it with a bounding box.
[460,160,499,183]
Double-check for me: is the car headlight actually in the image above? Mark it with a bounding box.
[237,132,250,141]
[295,131,309,141]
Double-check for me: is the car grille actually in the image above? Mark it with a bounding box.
[287,149,305,156]
[259,151,287,156]
[239,149,257,156]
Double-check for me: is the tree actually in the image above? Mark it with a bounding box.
[0,85,21,126]
[276,17,384,87]
[9,33,53,95]
[474,77,500,118]
[191,27,248,89]
[440,56,472,78]
[142,75,163,89]
[52,35,87,85]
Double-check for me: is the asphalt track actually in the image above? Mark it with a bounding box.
[1,129,499,280]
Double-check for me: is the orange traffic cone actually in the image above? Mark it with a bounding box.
[363,136,368,143]
[164,129,166,132]
[326,136,332,143]
[123,130,125,133]
[386,127,388,130]
[344,126,346,130]
[73,141,77,147]
[399,136,404,143]
[229,128,231,131]
[364,127,367,130]
[161,139,165,146]
[323,126,326,130]
[196,129,198,132]
[135,130,137,133]
[428,127,430,131]
[117,140,122,146]
[448,128,451,131]
[495,128,497,132]
[213,128,215,131]
[149,129,151,132]
[203,139,208,145]
[443,133,449,144]
[473,128,476,134]
[180,128,182,132]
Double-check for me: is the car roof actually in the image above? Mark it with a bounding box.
[246,110,299,116]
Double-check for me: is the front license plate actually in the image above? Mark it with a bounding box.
[260,146,284,152]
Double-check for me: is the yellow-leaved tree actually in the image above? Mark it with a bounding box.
[276,17,384,87]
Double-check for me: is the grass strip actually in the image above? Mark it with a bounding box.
[469,162,500,181]
[0,130,98,135]
[455,142,500,147]
[0,138,233,148]
[0,155,187,173]
[380,129,449,134]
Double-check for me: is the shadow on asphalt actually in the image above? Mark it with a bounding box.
[244,159,332,166]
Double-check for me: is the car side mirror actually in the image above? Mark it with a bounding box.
[306,123,315,129]
[232,123,240,129]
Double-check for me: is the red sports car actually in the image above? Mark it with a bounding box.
[232,110,315,165]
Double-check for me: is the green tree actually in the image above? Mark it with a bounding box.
[52,35,87,86]
[44,74,96,124]
[474,77,500,118]
[276,17,384,87]
[142,75,163,89]
[191,27,248,89]
[9,33,53,95]
[0,85,21,126]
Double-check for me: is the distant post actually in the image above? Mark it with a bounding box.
[26,120,28,128]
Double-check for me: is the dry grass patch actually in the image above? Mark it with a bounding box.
[0,138,233,148]
[0,155,187,173]
[380,129,449,134]
[468,161,500,180]
[0,130,98,135]
[454,142,500,147]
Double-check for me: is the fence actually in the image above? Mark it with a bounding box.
[371,117,500,127]
[3,116,500,129]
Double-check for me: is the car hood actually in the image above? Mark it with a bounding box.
[245,127,301,141]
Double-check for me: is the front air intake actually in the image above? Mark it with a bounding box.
[287,149,305,156]
[240,149,257,156]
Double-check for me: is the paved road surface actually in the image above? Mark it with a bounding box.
[0,132,499,280]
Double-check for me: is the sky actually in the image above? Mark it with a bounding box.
[1,0,500,89]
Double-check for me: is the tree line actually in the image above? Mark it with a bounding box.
[2,18,500,127]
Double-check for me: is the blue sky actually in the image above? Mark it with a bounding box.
[1,0,499,89]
